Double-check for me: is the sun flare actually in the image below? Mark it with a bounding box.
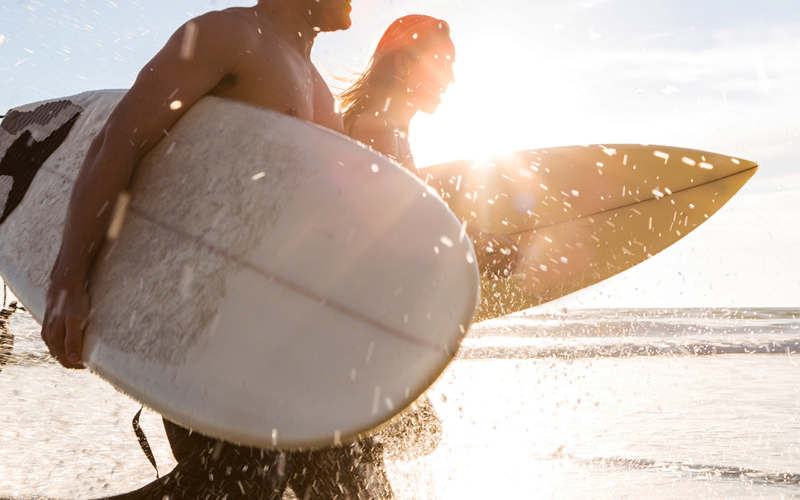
[412,34,584,169]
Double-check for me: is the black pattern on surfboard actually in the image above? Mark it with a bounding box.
[0,100,82,225]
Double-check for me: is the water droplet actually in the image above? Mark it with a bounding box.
[179,21,198,61]
[372,386,381,415]
[106,192,131,240]
[654,151,669,163]
[365,341,374,363]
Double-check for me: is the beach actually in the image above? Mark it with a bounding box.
[2,1,799,498]
[2,307,799,499]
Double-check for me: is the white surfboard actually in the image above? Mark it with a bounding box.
[0,90,479,448]
[423,145,757,321]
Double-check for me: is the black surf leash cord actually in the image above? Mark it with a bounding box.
[132,407,160,478]
[2,284,157,473]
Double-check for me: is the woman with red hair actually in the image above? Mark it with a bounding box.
[341,14,520,466]
[342,15,520,278]
[341,15,454,174]
[340,13,454,471]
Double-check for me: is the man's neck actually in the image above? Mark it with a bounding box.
[254,0,318,59]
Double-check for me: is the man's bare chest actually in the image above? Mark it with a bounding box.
[211,50,336,127]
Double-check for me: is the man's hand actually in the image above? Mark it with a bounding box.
[471,229,522,278]
[42,280,90,369]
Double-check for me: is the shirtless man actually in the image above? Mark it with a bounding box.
[39,1,394,499]
[43,0,350,369]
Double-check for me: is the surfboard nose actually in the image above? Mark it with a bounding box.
[735,159,758,180]
[734,157,759,174]
[666,147,758,178]
[718,154,758,176]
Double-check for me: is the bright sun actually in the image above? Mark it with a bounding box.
[411,33,586,169]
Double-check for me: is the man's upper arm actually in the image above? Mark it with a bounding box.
[102,13,247,160]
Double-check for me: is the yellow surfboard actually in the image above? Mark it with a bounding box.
[423,145,758,321]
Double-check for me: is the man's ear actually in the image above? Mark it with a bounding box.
[394,52,412,77]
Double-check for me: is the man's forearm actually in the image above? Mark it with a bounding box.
[50,128,138,287]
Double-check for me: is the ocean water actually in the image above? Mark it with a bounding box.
[1,305,800,500]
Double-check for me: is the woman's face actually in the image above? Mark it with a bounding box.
[403,36,456,114]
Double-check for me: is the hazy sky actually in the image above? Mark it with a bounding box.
[1,0,798,308]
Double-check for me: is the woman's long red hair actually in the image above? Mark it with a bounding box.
[340,15,450,132]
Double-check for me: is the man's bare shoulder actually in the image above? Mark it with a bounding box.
[185,8,261,47]
[184,8,300,67]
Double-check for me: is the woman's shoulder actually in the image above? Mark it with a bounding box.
[347,111,398,147]
[348,109,397,135]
